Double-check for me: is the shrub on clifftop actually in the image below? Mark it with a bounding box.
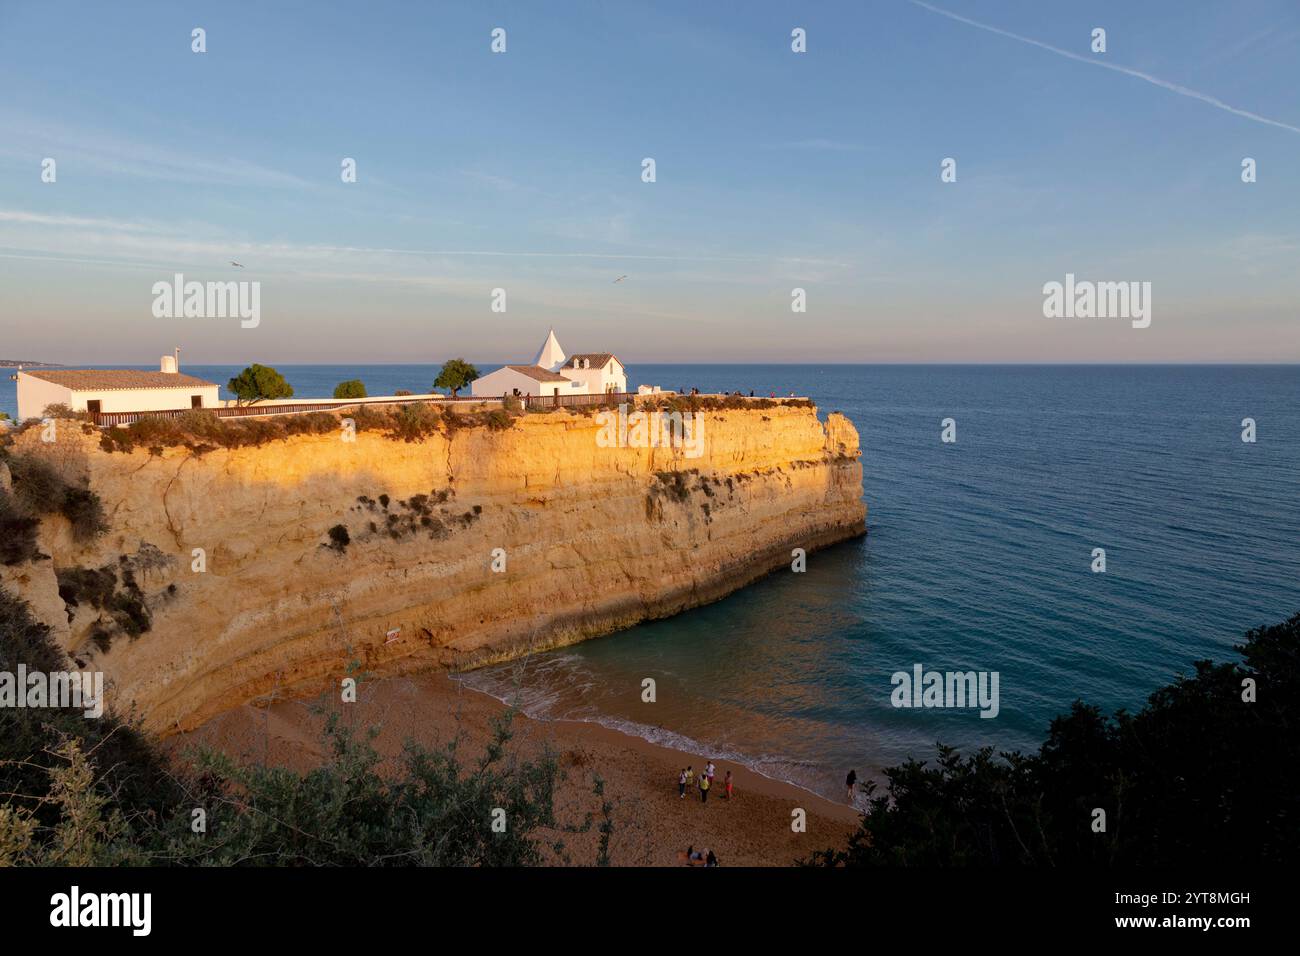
[0,490,40,565]
[806,613,1300,867]
[433,358,479,398]
[5,452,107,542]
[0,582,582,866]
[333,379,367,399]
[227,364,294,405]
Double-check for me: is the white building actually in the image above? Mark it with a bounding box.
[560,353,627,395]
[469,364,582,399]
[470,329,627,398]
[16,355,220,421]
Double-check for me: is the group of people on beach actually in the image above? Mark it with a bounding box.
[681,845,719,867]
[677,762,732,803]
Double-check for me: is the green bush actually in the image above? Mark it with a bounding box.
[433,358,479,397]
[0,587,579,867]
[0,491,41,565]
[389,403,442,443]
[7,454,63,513]
[40,403,91,422]
[349,405,391,433]
[0,589,180,864]
[326,524,350,552]
[6,454,107,541]
[806,613,1300,867]
[333,379,367,400]
[60,488,107,542]
[227,364,294,405]
[282,412,339,437]
[97,398,548,454]
[55,564,151,644]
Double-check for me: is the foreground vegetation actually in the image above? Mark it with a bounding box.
[808,612,1300,866]
[95,403,516,453]
[0,589,594,865]
[0,447,108,564]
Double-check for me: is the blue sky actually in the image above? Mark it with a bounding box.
[0,0,1297,364]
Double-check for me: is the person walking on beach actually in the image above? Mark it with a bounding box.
[685,766,695,792]
[705,761,715,785]
[845,768,858,802]
[678,768,687,799]
[699,771,711,803]
[723,769,733,800]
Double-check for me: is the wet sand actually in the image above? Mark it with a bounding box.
[164,671,859,867]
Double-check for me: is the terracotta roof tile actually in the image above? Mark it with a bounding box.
[563,353,621,369]
[21,369,218,391]
[505,365,573,383]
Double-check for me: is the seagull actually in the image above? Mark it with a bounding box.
[230,261,244,268]
[613,274,627,283]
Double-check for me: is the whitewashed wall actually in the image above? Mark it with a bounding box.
[16,374,220,419]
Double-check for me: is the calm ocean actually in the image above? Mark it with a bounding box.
[6,364,1298,803]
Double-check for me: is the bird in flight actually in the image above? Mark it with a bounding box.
[230,261,244,268]
[613,275,627,283]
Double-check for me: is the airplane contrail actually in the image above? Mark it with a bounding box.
[908,0,1300,135]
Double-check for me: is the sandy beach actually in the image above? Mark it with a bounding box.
[164,671,859,867]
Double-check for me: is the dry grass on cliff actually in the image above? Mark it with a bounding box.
[68,396,815,456]
[0,447,108,556]
[96,402,521,454]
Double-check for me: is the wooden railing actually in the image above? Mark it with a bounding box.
[89,391,789,427]
[92,395,493,427]
[522,391,642,410]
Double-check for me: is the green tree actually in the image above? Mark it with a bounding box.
[332,379,367,400]
[805,612,1300,867]
[0,588,590,867]
[227,364,294,405]
[433,359,479,398]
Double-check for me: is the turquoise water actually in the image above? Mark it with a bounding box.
[6,364,1298,804]
[456,365,1300,804]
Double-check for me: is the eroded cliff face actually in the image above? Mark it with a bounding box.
[4,405,865,733]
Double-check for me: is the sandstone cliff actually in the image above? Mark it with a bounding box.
[2,405,865,733]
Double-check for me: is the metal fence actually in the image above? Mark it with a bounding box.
[522,391,641,410]
[92,395,493,427]
[89,390,784,427]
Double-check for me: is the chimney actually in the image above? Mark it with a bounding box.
[161,354,177,374]
[174,347,181,372]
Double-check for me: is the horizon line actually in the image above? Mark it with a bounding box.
[13,361,1300,369]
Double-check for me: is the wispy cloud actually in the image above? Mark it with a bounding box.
[0,211,154,231]
[0,208,846,282]
[461,169,527,192]
[767,139,871,152]
[908,0,1300,135]
[0,113,318,188]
